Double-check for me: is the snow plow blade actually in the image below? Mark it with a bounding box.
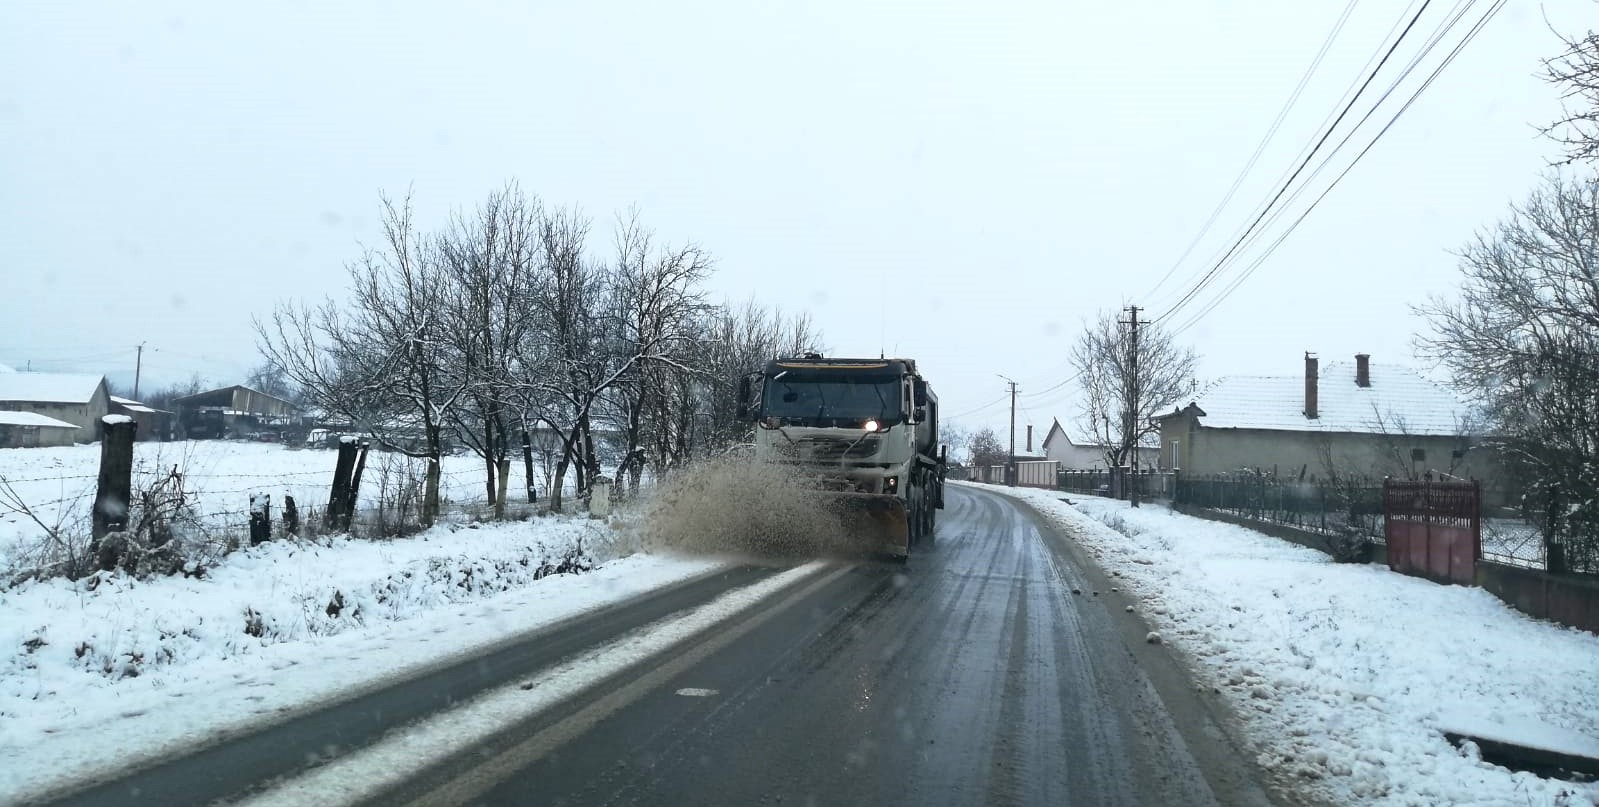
[823,491,910,559]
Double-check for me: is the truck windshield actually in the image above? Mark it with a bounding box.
[762,373,902,424]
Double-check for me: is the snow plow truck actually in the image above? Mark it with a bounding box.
[737,354,947,559]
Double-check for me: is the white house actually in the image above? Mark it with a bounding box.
[1042,418,1158,469]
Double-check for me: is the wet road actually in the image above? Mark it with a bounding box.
[385,485,1268,806]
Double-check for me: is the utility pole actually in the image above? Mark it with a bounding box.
[133,342,145,399]
[999,374,1018,486]
[1122,306,1143,507]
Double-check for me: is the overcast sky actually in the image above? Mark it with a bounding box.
[1,0,1588,440]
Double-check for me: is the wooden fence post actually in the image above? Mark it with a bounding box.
[342,441,370,531]
[283,495,300,535]
[249,492,272,545]
[90,415,137,566]
[325,438,358,530]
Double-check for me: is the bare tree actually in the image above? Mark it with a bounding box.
[437,184,544,516]
[602,210,714,496]
[256,192,462,526]
[1542,21,1599,166]
[1070,309,1197,502]
[1416,173,1599,572]
[245,360,298,402]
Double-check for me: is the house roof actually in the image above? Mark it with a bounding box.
[1172,360,1469,436]
[0,410,80,429]
[110,396,168,415]
[173,385,299,410]
[1043,418,1157,450]
[0,372,106,404]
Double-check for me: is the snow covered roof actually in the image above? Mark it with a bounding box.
[0,362,15,373]
[1044,418,1157,450]
[110,396,165,414]
[0,372,105,404]
[0,411,79,429]
[1176,360,1469,436]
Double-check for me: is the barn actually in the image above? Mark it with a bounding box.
[0,411,80,448]
[173,385,302,440]
[0,371,111,443]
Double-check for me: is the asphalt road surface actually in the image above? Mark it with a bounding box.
[37,485,1271,807]
[377,484,1271,807]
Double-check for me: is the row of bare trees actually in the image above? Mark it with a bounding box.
[258,185,820,526]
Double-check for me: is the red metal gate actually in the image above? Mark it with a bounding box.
[1383,479,1481,586]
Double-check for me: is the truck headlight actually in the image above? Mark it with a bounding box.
[863,419,880,432]
[884,475,898,494]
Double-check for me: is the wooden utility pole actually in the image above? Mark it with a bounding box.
[999,375,1018,486]
[133,342,145,399]
[1123,305,1143,508]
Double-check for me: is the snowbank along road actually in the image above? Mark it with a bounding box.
[33,484,1271,807]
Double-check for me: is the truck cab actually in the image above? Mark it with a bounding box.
[738,355,945,555]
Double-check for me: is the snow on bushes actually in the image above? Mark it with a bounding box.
[1,516,607,698]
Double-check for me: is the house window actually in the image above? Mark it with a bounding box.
[1410,448,1426,463]
[1450,449,1466,460]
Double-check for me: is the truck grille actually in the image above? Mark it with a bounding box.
[791,436,880,461]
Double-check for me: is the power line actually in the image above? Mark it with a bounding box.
[1189,0,1479,287]
[945,392,1011,420]
[1166,0,1508,337]
[1019,369,1083,400]
[1158,0,1437,325]
[1143,0,1362,304]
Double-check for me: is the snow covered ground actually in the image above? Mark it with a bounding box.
[976,483,1599,806]
[0,509,726,802]
[0,440,557,573]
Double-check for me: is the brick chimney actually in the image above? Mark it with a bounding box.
[1304,352,1319,419]
[1026,424,1034,452]
[1355,353,1371,388]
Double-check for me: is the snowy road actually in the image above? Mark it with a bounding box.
[31,485,1270,806]
[362,485,1268,806]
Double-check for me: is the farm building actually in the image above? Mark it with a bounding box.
[0,411,81,448]
[110,395,175,441]
[0,371,111,443]
[173,385,303,440]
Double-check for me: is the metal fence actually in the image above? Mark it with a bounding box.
[1174,473,1386,540]
[1059,469,1174,501]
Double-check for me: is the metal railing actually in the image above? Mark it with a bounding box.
[1174,473,1385,541]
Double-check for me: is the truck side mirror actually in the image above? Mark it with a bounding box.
[736,372,762,422]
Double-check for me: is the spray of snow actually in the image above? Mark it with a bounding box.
[637,457,866,560]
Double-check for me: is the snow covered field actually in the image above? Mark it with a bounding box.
[978,483,1599,806]
[0,440,547,573]
[0,509,725,802]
